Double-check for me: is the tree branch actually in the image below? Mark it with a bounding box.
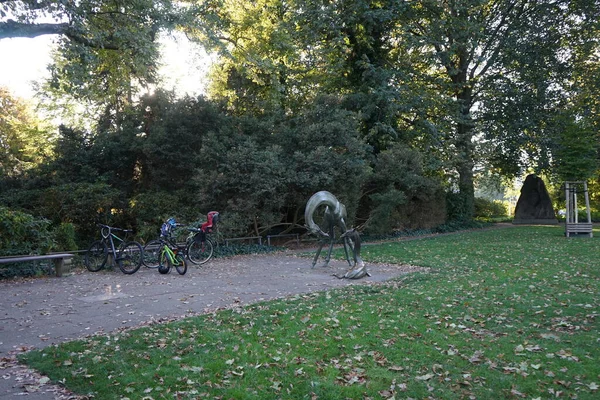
[0,19,121,50]
[0,19,68,39]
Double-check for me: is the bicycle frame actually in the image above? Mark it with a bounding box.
[161,242,178,264]
[86,224,143,275]
[101,225,127,265]
[155,235,187,275]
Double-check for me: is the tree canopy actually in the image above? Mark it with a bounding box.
[191,0,600,219]
[1,0,599,246]
[0,87,51,179]
[1,0,181,127]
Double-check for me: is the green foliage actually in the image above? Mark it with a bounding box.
[277,97,371,223]
[0,87,52,179]
[52,222,78,252]
[130,190,194,242]
[194,96,371,236]
[214,243,281,258]
[197,0,600,224]
[365,143,445,234]
[0,206,54,257]
[473,197,508,219]
[199,133,290,236]
[551,113,599,182]
[3,0,599,246]
[38,183,123,239]
[480,1,600,178]
[5,0,183,127]
[445,191,470,222]
[136,92,225,192]
[197,0,311,114]
[42,126,99,184]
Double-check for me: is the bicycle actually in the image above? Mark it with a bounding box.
[155,237,187,275]
[186,211,219,265]
[142,218,187,275]
[185,229,214,265]
[144,212,219,268]
[85,224,144,274]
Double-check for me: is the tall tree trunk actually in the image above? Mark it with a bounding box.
[452,51,475,221]
[456,109,475,221]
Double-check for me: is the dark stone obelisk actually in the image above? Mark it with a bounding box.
[513,174,558,224]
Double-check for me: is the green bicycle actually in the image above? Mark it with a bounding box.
[143,236,187,275]
[85,224,143,274]
[158,238,187,275]
[143,218,187,275]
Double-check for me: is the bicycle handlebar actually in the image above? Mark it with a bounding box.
[97,223,133,233]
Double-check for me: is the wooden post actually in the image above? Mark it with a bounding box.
[584,181,592,224]
[564,181,593,238]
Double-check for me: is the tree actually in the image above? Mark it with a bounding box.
[395,0,600,220]
[0,87,52,179]
[184,0,308,115]
[366,143,446,233]
[549,6,600,184]
[1,0,180,127]
[551,112,599,182]
[1,1,176,58]
[0,206,53,257]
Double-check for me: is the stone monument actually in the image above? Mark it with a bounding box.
[512,174,558,224]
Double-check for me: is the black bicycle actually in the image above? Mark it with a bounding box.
[185,227,215,265]
[85,224,144,274]
[186,211,219,265]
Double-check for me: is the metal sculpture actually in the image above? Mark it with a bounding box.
[304,191,369,279]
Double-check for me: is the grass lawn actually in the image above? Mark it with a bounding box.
[20,225,600,399]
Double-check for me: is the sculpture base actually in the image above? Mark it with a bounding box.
[512,219,558,225]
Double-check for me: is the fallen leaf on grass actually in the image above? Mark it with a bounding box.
[469,350,484,363]
[415,373,434,381]
[388,365,404,371]
[514,344,524,353]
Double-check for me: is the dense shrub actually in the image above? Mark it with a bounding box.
[0,207,56,278]
[474,197,508,218]
[194,96,371,237]
[0,94,460,243]
[53,222,78,251]
[0,206,54,256]
[129,191,198,242]
[39,182,125,245]
[363,144,445,234]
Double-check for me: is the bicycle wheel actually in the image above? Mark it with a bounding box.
[186,238,214,265]
[143,239,162,268]
[85,240,108,272]
[118,241,143,274]
[173,252,187,275]
[158,249,171,274]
